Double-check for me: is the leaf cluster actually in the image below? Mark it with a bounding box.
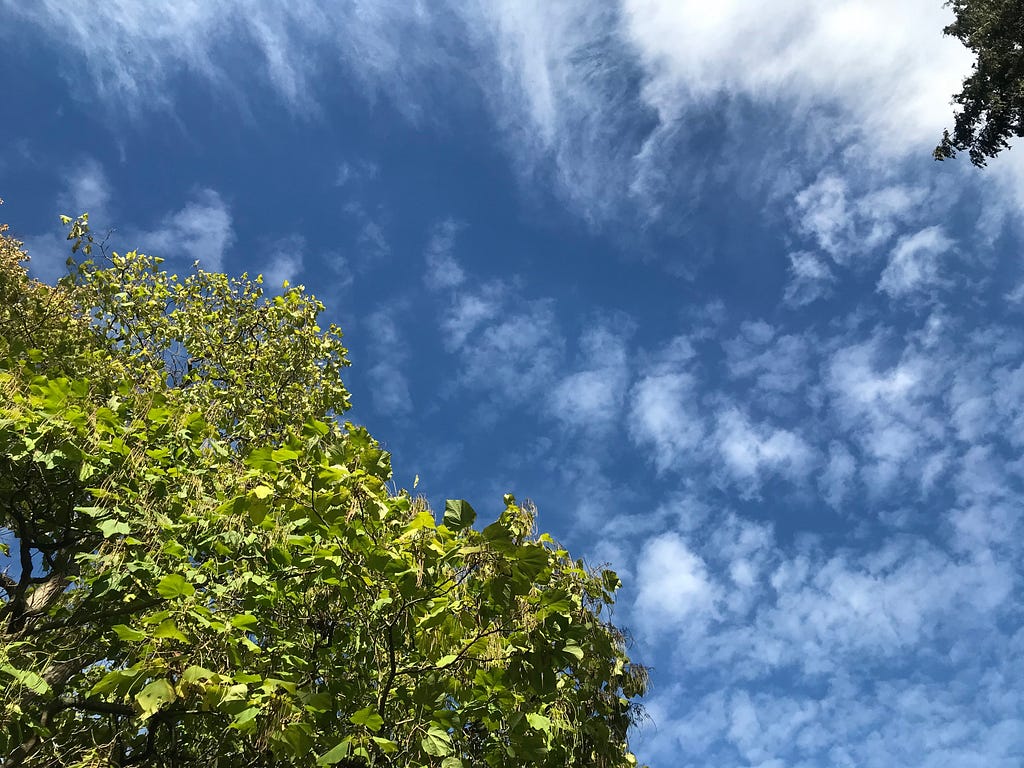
[0,217,648,767]
[935,0,1024,166]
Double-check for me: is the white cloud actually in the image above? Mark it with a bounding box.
[628,372,704,472]
[24,158,111,283]
[790,174,932,266]
[138,189,234,270]
[259,234,304,291]
[423,218,465,291]
[341,202,390,265]
[878,226,953,298]
[14,0,1010,244]
[784,250,835,306]
[714,408,815,491]
[825,336,945,497]
[619,0,972,158]
[440,283,504,351]
[548,324,630,432]
[633,532,717,635]
[819,441,856,509]
[723,321,812,406]
[437,273,565,409]
[335,158,379,187]
[58,157,112,219]
[363,308,413,417]
[4,1,459,119]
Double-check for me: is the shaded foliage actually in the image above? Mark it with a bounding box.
[935,0,1024,165]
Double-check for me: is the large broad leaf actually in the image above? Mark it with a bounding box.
[421,726,453,757]
[526,712,552,732]
[97,518,130,538]
[316,739,351,765]
[135,678,175,719]
[0,664,51,694]
[112,624,147,642]
[156,573,195,599]
[443,499,476,531]
[349,706,384,732]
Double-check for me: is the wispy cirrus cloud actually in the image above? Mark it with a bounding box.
[8,0,1012,251]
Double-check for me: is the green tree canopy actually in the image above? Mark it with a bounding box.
[0,215,648,767]
[935,0,1024,166]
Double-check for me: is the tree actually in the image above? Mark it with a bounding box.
[0,213,648,767]
[935,0,1024,166]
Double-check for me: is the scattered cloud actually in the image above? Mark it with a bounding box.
[619,0,972,157]
[628,371,704,472]
[341,201,390,266]
[784,250,835,306]
[877,226,953,298]
[713,408,815,491]
[633,532,717,636]
[335,158,379,188]
[548,323,631,433]
[423,218,465,291]
[23,158,111,283]
[136,189,234,270]
[363,307,413,418]
[259,234,305,292]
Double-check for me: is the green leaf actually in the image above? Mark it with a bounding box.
[0,664,51,694]
[230,706,261,730]
[135,678,175,719]
[157,573,195,599]
[421,726,453,757]
[152,619,188,642]
[245,447,278,472]
[562,643,585,662]
[251,485,273,499]
[372,736,398,753]
[526,712,552,732]
[443,499,476,531]
[350,706,384,732]
[230,613,258,630]
[112,624,147,642]
[271,447,300,463]
[89,669,133,697]
[97,518,130,538]
[181,666,215,683]
[441,759,464,768]
[316,740,351,765]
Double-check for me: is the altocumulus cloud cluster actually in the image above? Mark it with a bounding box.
[2,0,1024,765]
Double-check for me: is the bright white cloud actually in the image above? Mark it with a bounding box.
[633,532,717,635]
[878,226,954,298]
[137,189,234,270]
[714,408,815,491]
[619,0,972,157]
[628,372,704,472]
[548,324,631,432]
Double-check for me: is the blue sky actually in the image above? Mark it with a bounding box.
[2,2,1024,765]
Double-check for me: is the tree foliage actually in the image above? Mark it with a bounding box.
[935,0,1024,166]
[0,215,648,767]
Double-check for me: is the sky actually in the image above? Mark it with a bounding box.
[2,2,1023,765]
